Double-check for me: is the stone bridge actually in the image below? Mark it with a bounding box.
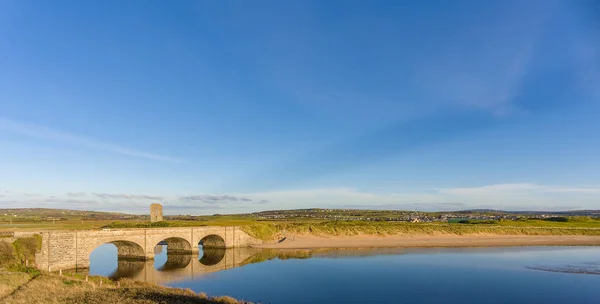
[34,226,262,272]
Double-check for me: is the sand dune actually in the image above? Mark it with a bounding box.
[253,234,600,249]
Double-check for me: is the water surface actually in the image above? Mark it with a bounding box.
[89,245,600,304]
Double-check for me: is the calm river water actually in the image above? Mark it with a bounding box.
[89,245,600,304]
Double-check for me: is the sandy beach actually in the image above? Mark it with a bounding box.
[253,234,600,249]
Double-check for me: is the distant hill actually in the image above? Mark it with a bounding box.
[462,209,600,216]
[2,207,599,222]
[249,208,600,216]
[0,208,145,221]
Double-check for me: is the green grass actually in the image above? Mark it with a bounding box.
[0,220,126,232]
[2,214,600,243]
[495,217,600,228]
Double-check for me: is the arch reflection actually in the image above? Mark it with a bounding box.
[109,260,145,279]
[159,253,192,271]
[93,248,264,284]
[199,248,226,266]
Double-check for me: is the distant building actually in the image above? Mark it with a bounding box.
[150,203,163,222]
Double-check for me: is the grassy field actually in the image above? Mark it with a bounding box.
[2,215,600,242]
[0,216,260,232]
[0,220,121,232]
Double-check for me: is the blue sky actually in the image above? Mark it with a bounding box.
[0,0,599,214]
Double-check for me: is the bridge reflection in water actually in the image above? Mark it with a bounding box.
[86,246,266,285]
[87,246,471,285]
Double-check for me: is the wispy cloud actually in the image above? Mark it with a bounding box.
[179,195,254,204]
[0,118,181,163]
[92,193,164,200]
[242,183,600,211]
[2,183,598,213]
[165,204,225,211]
[67,192,87,197]
[437,183,600,195]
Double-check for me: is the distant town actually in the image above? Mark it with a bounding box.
[239,208,600,223]
[1,207,599,224]
[173,208,600,223]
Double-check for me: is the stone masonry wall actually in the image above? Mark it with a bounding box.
[35,226,262,272]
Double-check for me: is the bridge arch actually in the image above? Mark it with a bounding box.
[101,240,145,260]
[87,240,146,278]
[157,237,192,254]
[199,234,226,248]
[197,234,227,266]
[153,237,193,271]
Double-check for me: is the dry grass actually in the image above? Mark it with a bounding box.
[1,273,253,304]
[240,221,600,241]
[0,271,30,298]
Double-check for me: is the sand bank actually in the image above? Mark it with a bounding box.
[253,234,600,249]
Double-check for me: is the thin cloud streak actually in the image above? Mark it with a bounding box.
[67,192,87,197]
[2,183,598,213]
[437,183,600,195]
[0,118,181,163]
[92,193,164,200]
[179,195,254,204]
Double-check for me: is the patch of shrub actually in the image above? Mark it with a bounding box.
[12,235,41,263]
[6,264,41,276]
[149,221,171,227]
[0,241,16,267]
[62,279,81,286]
[544,217,569,222]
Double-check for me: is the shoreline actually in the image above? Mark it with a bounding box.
[252,234,600,249]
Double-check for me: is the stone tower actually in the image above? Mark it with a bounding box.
[150,203,163,222]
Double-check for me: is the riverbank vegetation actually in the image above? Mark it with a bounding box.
[0,235,41,270]
[0,271,252,304]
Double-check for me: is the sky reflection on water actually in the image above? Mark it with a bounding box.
[89,245,600,304]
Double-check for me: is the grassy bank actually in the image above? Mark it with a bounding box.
[240,220,600,241]
[0,271,252,304]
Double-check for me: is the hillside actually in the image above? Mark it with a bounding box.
[0,208,144,222]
